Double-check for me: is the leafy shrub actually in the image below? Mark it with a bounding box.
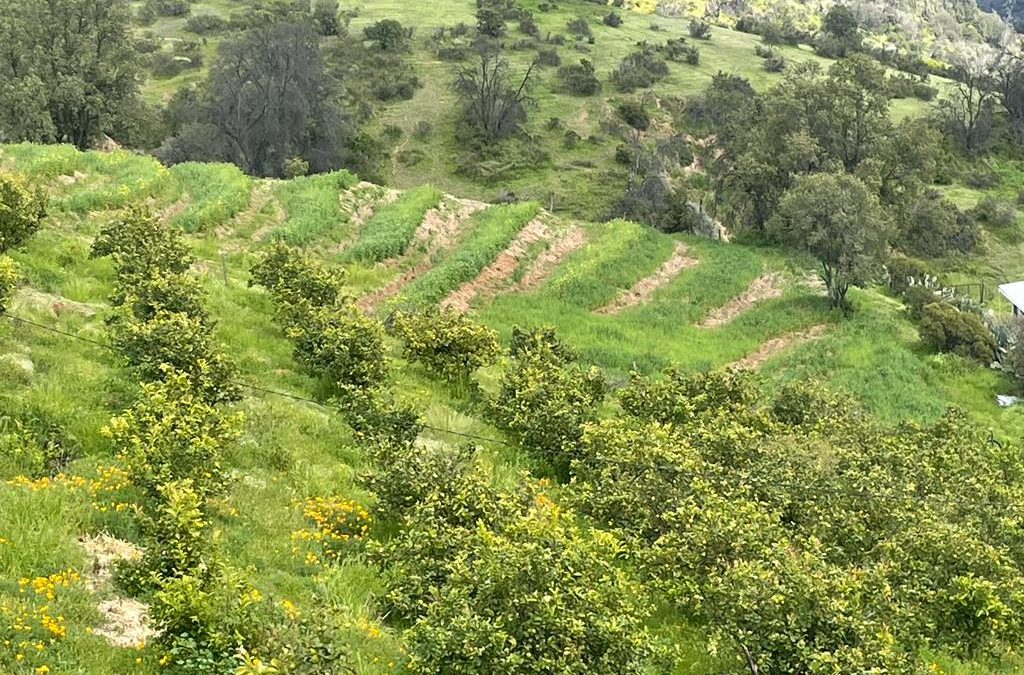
[918,302,998,363]
[689,19,712,39]
[145,0,190,17]
[566,17,592,41]
[603,12,622,27]
[91,206,194,278]
[1006,328,1024,390]
[249,240,344,309]
[973,194,1018,228]
[885,255,934,294]
[902,285,940,320]
[403,506,655,674]
[518,15,539,37]
[336,384,421,450]
[413,120,432,139]
[663,38,699,64]
[619,367,756,426]
[763,54,787,72]
[123,268,207,322]
[389,307,500,381]
[0,257,19,314]
[491,326,606,471]
[285,303,389,390]
[557,58,600,95]
[364,19,410,51]
[0,171,47,253]
[104,370,242,504]
[897,195,976,257]
[964,170,1001,189]
[611,48,668,92]
[131,478,215,586]
[184,14,228,35]
[0,414,80,479]
[535,47,561,67]
[913,81,938,101]
[108,310,241,403]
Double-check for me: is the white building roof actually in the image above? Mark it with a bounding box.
[998,281,1024,310]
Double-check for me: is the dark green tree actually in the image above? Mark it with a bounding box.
[0,0,142,147]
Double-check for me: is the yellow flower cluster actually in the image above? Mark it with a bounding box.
[2,569,79,672]
[6,465,132,513]
[291,497,371,563]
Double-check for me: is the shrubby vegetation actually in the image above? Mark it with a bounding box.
[389,307,500,381]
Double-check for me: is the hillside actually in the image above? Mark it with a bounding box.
[1,143,1024,674]
[132,0,951,221]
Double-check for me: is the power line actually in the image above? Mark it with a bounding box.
[0,311,515,448]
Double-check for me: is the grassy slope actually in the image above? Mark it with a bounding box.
[1,138,1022,673]
[135,0,940,222]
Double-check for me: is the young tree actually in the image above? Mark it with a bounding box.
[312,0,342,36]
[453,52,536,142]
[0,0,142,147]
[476,0,516,38]
[941,55,997,155]
[769,172,889,309]
[363,19,409,51]
[994,50,1024,144]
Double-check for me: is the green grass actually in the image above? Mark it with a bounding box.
[401,202,540,305]
[168,162,254,232]
[270,170,359,246]
[343,186,443,263]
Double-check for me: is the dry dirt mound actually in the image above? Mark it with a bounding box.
[594,242,699,315]
[356,198,485,312]
[441,217,551,313]
[731,325,828,370]
[700,272,785,328]
[80,533,156,649]
[513,226,588,292]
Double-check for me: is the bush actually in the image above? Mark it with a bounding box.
[0,171,47,253]
[918,302,998,363]
[402,506,654,674]
[902,285,940,320]
[913,81,938,101]
[518,15,539,37]
[0,257,19,314]
[973,195,1018,228]
[491,327,606,472]
[964,170,1001,189]
[689,19,712,39]
[885,255,935,294]
[603,12,622,27]
[108,310,241,403]
[566,17,592,41]
[536,47,561,67]
[104,370,242,504]
[557,58,600,95]
[91,206,194,279]
[249,241,344,308]
[611,48,669,92]
[286,303,389,391]
[184,14,228,35]
[145,0,190,17]
[763,54,787,72]
[413,120,432,139]
[364,19,410,51]
[663,38,700,64]
[389,307,500,381]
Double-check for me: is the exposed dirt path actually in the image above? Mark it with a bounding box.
[730,325,828,370]
[700,272,785,328]
[513,226,588,292]
[80,533,156,649]
[216,182,272,241]
[356,197,486,312]
[441,217,551,312]
[158,193,191,224]
[594,242,699,315]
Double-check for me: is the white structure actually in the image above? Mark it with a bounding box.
[998,281,1024,316]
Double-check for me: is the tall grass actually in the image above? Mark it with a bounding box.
[343,185,443,263]
[169,162,254,232]
[401,202,540,305]
[272,170,359,245]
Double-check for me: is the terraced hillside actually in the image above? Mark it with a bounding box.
[1,143,1023,674]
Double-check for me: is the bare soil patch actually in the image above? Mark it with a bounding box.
[80,533,155,648]
[159,194,191,224]
[356,198,485,312]
[700,272,784,328]
[217,182,272,240]
[514,226,588,292]
[594,242,699,315]
[730,325,828,370]
[441,217,550,312]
